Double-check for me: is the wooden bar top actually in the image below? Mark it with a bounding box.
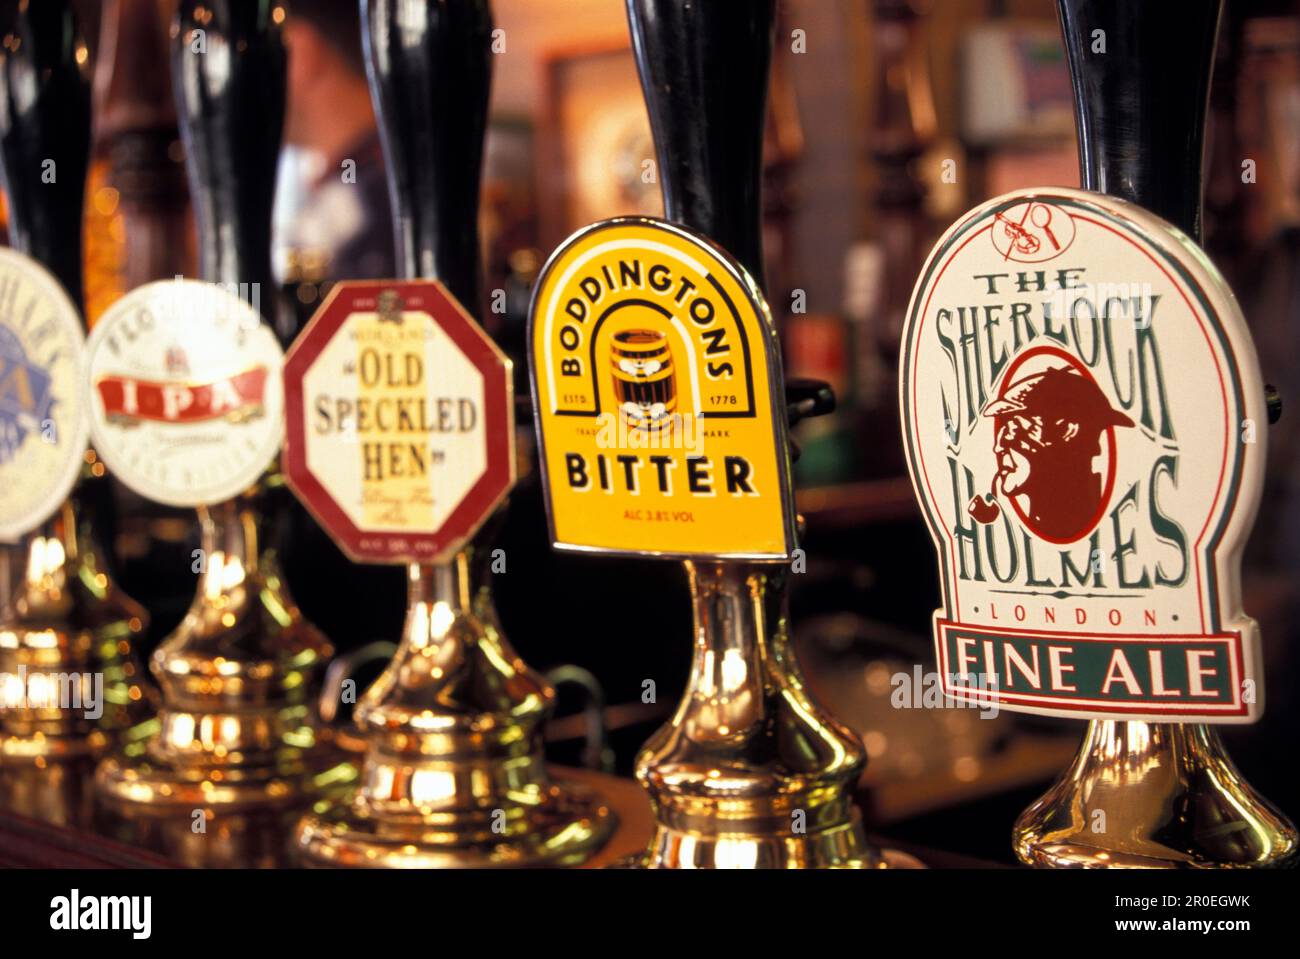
[0,760,993,868]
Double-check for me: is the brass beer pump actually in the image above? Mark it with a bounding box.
[617,0,909,869]
[94,0,338,813]
[0,0,154,768]
[1012,0,1298,868]
[292,0,613,868]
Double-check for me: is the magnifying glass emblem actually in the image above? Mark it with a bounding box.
[1031,203,1061,250]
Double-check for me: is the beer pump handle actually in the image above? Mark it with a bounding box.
[1058,0,1285,420]
[0,0,92,313]
[626,1,836,427]
[1057,0,1222,242]
[172,0,285,324]
[362,0,493,312]
[626,0,775,288]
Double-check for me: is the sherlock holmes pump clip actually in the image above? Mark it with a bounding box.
[902,187,1266,724]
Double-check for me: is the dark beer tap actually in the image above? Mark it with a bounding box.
[0,0,91,309]
[1060,1,1282,424]
[627,0,773,286]
[362,0,509,578]
[365,0,491,311]
[93,0,336,823]
[1058,0,1221,244]
[627,0,834,443]
[172,0,286,335]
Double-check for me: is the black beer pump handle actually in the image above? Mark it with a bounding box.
[626,0,775,289]
[0,0,91,314]
[1057,0,1222,243]
[172,0,285,313]
[363,0,493,312]
[1055,1,1287,420]
[626,1,832,430]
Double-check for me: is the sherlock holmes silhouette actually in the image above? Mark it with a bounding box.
[969,365,1135,543]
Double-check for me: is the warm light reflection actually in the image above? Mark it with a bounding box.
[219,716,240,745]
[720,648,748,691]
[429,600,455,639]
[167,713,196,747]
[25,629,58,650]
[203,551,228,600]
[410,768,457,804]
[711,838,760,869]
[93,186,120,216]
[0,671,25,706]
[24,673,50,707]
[28,536,66,581]
[697,649,717,697]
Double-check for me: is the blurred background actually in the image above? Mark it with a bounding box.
[4,0,1297,863]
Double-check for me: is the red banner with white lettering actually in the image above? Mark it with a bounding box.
[95,367,269,424]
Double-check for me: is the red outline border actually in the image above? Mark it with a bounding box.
[282,280,513,565]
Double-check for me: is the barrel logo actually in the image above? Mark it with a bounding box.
[611,329,677,433]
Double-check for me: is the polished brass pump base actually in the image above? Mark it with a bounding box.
[627,808,902,870]
[1,476,154,763]
[94,726,346,812]
[295,556,614,868]
[93,493,340,812]
[625,561,916,870]
[1015,721,1298,868]
[297,776,612,868]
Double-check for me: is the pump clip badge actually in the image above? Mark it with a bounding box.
[529,218,796,560]
[0,249,90,542]
[283,280,515,565]
[901,187,1267,723]
[85,279,285,508]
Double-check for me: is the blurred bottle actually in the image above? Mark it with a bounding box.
[83,0,194,325]
[786,311,857,484]
[830,0,937,482]
[81,0,198,652]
